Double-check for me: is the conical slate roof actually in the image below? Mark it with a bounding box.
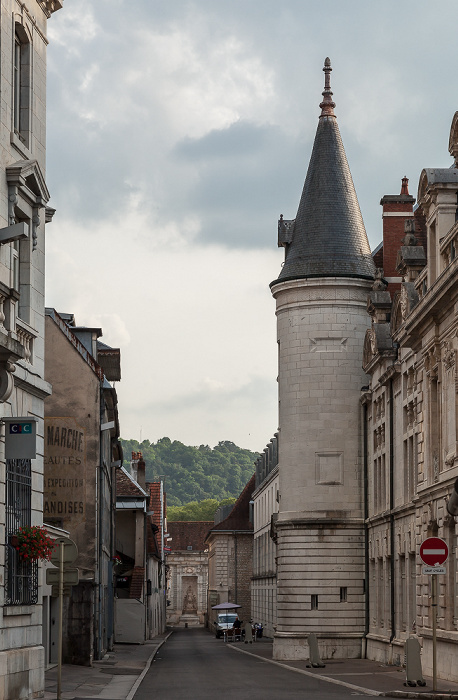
[272,59,375,287]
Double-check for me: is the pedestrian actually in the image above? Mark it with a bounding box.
[244,619,253,643]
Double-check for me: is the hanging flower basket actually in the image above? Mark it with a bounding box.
[14,526,57,562]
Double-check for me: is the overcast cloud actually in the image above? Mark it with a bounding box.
[45,0,458,451]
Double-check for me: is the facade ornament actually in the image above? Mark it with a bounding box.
[319,57,336,117]
[400,285,408,320]
[370,329,377,356]
[32,210,40,251]
[402,218,417,247]
[8,189,18,226]
[443,339,456,370]
[372,268,387,291]
[0,360,16,402]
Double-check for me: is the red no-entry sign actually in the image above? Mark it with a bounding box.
[419,537,448,566]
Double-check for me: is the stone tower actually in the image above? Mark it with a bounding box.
[271,59,375,661]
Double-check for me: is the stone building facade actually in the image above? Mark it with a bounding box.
[0,2,62,698]
[44,309,121,664]
[362,112,458,680]
[146,481,167,638]
[166,521,211,626]
[261,59,458,682]
[252,435,279,637]
[206,475,254,629]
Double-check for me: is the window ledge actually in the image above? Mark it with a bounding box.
[3,604,34,616]
[10,132,32,160]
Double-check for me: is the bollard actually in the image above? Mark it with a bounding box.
[306,633,325,668]
[404,637,426,687]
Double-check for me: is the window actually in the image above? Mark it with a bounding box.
[13,26,31,148]
[5,458,38,605]
[340,587,347,602]
[311,594,319,610]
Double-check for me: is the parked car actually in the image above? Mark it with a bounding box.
[214,613,238,638]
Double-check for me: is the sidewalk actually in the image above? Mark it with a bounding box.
[228,638,458,699]
[44,632,171,700]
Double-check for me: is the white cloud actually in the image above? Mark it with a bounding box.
[44,0,458,452]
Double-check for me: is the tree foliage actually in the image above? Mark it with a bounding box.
[120,437,258,506]
[167,497,237,522]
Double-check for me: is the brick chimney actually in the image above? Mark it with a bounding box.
[379,177,415,296]
[136,454,146,491]
[130,451,145,490]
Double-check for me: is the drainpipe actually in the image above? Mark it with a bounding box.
[98,388,104,659]
[363,397,369,658]
[389,376,396,650]
[234,534,238,604]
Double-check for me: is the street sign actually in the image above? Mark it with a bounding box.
[51,585,72,598]
[419,537,448,566]
[3,416,37,459]
[423,566,446,575]
[46,567,79,586]
[50,537,78,566]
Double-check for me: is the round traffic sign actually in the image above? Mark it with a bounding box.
[50,536,78,566]
[419,537,448,566]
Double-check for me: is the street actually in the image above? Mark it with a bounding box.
[134,628,371,700]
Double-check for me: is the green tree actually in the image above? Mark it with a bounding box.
[120,436,257,506]
[167,497,237,521]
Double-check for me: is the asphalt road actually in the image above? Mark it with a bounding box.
[134,627,371,700]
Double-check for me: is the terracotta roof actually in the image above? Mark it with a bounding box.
[146,482,163,531]
[207,474,255,539]
[129,566,144,599]
[168,521,213,551]
[116,467,147,498]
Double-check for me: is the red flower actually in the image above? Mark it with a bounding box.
[15,526,57,562]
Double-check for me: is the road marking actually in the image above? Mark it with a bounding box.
[229,645,383,697]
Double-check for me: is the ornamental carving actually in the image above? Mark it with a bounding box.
[400,285,408,321]
[442,339,456,370]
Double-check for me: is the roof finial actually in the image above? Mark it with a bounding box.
[319,57,336,117]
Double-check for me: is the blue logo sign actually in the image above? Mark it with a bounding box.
[9,423,32,434]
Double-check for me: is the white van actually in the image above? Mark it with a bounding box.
[214,613,237,638]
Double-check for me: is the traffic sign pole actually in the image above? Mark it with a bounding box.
[57,542,64,700]
[419,537,448,693]
[432,574,437,692]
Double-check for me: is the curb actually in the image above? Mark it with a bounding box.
[386,694,458,699]
[126,631,173,700]
[229,644,383,697]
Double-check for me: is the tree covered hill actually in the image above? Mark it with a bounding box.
[119,437,258,506]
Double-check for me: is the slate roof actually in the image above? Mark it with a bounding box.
[168,521,213,551]
[421,168,458,186]
[272,61,375,287]
[206,474,255,541]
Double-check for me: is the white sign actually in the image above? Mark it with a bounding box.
[3,416,37,459]
[422,566,446,575]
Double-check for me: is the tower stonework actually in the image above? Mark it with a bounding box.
[271,59,375,661]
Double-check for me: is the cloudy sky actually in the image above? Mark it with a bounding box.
[44,0,458,452]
